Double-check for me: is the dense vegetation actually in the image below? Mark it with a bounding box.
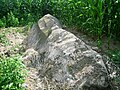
[0,0,120,40]
[0,0,120,89]
[0,56,26,90]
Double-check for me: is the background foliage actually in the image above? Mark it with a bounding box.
[0,0,120,40]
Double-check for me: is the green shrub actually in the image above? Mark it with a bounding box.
[7,11,19,27]
[20,13,34,25]
[0,56,26,90]
[0,19,4,27]
[0,16,7,28]
[1,16,7,27]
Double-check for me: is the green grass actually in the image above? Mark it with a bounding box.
[0,27,27,90]
[107,50,120,65]
[0,55,26,90]
[106,49,120,88]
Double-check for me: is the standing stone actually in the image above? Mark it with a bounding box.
[23,14,111,90]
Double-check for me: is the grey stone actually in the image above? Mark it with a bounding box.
[23,14,111,90]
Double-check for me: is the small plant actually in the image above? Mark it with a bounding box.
[106,50,120,89]
[0,32,9,46]
[0,55,26,90]
[1,16,7,27]
[7,11,19,27]
[0,19,5,27]
[107,50,120,64]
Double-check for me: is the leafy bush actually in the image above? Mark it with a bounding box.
[0,16,6,28]
[0,56,26,90]
[6,11,19,27]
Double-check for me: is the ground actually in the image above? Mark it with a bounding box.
[0,27,119,90]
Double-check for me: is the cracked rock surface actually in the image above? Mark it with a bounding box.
[23,14,112,90]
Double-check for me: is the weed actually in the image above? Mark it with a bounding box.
[0,32,9,46]
[0,55,26,90]
[107,50,120,64]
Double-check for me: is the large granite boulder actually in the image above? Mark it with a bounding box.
[23,14,111,90]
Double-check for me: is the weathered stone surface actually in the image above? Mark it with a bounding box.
[23,14,111,90]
